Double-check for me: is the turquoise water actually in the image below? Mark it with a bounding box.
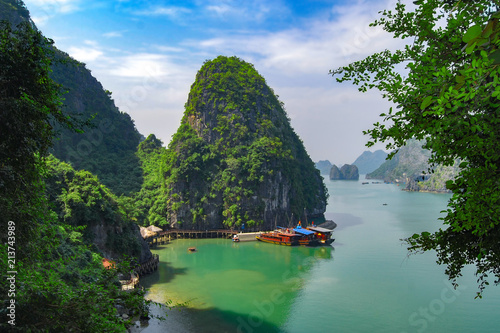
[137,178,500,332]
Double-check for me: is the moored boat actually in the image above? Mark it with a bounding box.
[256,230,301,246]
[306,226,335,245]
[292,226,320,246]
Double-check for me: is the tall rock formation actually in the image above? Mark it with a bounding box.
[340,164,359,180]
[329,165,342,180]
[140,56,327,230]
[329,164,359,180]
[0,0,150,262]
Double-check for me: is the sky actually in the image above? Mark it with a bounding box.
[23,0,406,165]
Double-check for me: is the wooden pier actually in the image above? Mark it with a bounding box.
[146,229,238,247]
[135,254,159,276]
[120,254,160,291]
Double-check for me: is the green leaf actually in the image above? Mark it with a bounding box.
[466,41,477,54]
[488,49,500,65]
[420,96,433,110]
[463,25,482,43]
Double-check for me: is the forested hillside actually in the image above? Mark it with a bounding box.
[49,50,143,196]
[0,1,151,331]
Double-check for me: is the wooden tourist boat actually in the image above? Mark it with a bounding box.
[306,226,335,245]
[293,226,320,246]
[256,230,301,246]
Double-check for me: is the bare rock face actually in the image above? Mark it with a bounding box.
[158,56,327,230]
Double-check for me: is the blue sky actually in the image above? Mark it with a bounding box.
[24,0,404,165]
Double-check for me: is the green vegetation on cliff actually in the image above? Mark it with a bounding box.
[135,56,327,229]
[44,156,149,260]
[49,50,143,196]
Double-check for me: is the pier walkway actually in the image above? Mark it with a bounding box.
[146,229,238,247]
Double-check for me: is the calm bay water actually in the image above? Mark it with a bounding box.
[137,178,500,333]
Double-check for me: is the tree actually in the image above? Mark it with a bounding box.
[332,0,500,296]
[0,18,152,331]
[0,18,76,254]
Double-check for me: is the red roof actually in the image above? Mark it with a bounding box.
[102,258,116,269]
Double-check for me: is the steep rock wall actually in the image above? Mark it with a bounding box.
[139,56,327,230]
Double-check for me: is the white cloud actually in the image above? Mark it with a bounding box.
[67,46,103,62]
[47,0,404,163]
[203,0,286,23]
[107,53,179,78]
[24,0,80,25]
[135,6,191,19]
[153,45,185,53]
[206,4,231,16]
[194,1,402,77]
[103,31,124,38]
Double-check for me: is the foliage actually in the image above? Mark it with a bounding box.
[0,17,80,256]
[332,0,500,296]
[0,14,152,331]
[0,218,148,332]
[135,56,327,229]
[44,156,143,258]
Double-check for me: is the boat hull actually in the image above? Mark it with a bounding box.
[321,239,334,245]
[256,235,298,246]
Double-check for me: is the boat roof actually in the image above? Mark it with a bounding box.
[307,226,333,233]
[293,228,316,236]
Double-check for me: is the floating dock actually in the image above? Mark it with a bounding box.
[236,232,261,242]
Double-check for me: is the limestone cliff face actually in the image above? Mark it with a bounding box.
[157,56,327,230]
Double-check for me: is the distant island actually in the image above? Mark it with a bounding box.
[352,150,388,174]
[315,160,333,175]
[367,139,457,193]
[316,150,387,177]
[330,164,359,180]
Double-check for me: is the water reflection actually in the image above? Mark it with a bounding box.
[138,239,334,332]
